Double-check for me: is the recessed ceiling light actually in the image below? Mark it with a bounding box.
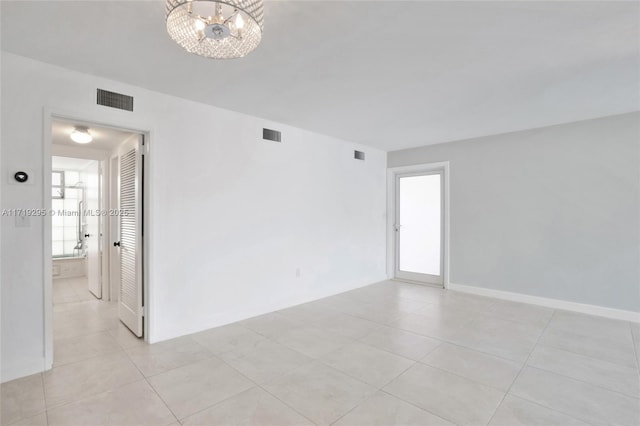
[70,127,93,144]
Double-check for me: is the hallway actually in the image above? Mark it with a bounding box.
[53,277,96,305]
[52,277,140,363]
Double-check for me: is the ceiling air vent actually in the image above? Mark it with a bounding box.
[263,128,281,142]
[97,89,134,111]
[354,150,365,160]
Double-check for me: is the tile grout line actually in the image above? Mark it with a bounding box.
[123,336,218,379]
[411,361,518,396]
[397,318,639,396]
[422,338,529,364]
[500,393,597,426]
[324,352,417,390]
[386,320,540,365]
[380,388,458,425]
[121,347,182,425]
[158,332,321,424]
[324,348,500,425]
[370,327,479,424]
[279,304,393,331]
[532,330,639,370]
[138,354,233,424]
[378,388,460,426]
[126,329,319,423]
[197,321,417,424]
[141,377,180,425]
[489,312,615,425]
[484,306,556,425]
[507,365,610,426]
[327,357,424,426]
[138,325,474,426]
[522,347,640,399]
[42,375,146,415]
[211,354,319,426]
[355,334,446,364]
[524,363,640,402]
[514,359,640,402]
[326,400,367,426]
[49,346,125,371]
[629,323,640,375]
[118,335,250,423]
[531,337,639,369]
[41,372,49,426]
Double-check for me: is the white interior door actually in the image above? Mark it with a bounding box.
[114,136,143,337]
[395,171,444,285]
[83,161,101,298]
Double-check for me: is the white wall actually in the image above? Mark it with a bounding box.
[0,52,387,382]
[389,113,640,313]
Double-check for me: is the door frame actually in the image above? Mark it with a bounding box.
[43,108,152,370]
[51,152,106,295]
[386,162,450,288]
[394,169,444,285]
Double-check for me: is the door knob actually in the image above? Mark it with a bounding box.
[84,234,90,238]
[113,241,121,247]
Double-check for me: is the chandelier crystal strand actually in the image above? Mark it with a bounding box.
[166,0,264,59]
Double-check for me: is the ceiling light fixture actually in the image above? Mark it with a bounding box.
[70,127,93,144]
[165,0,264,59]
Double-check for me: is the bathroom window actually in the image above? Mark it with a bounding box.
[52,170,65,199]
[52,170,84,258]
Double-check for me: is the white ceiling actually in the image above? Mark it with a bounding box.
[52,119,135,151]
[2,1,638,151]
[52,156,96,171]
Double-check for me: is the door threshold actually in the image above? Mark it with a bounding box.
[391,278,443,289]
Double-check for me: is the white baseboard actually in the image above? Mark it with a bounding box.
[448,283,640,323]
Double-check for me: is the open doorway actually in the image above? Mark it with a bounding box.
[49,118,147,365]
[51,156,102,299]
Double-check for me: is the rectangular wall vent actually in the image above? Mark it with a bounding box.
[263,128,281,142]
[97,89,134,111]
[354,150,365,160]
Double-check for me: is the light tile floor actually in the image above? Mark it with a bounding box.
[2,279,639,425]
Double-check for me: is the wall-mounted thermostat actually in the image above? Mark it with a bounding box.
[14,171,29,183]
[8,169,35,185]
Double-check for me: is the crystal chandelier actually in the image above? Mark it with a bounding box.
[166,0,264,59]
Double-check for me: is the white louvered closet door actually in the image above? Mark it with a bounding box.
[116,136,143,337]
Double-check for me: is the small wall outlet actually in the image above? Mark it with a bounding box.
[15,214,30,228]
[296,268,301,278]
